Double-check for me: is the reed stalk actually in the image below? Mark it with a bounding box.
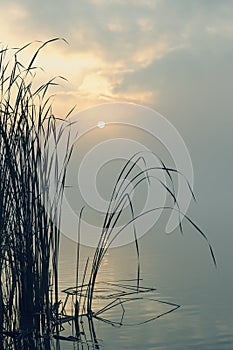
[0,40,72,342]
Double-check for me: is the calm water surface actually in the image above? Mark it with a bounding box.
[57,228,233,350]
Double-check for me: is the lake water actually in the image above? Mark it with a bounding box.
[54,105,233,349]
[57,226,233,350]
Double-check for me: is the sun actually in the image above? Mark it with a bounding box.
[97,121,105,128]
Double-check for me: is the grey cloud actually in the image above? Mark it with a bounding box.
[4,0,233,64]
[2,0,233,118]
[110,34,233,184]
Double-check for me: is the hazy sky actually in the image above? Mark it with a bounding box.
[1,0,233,113]
[1,0,233,251]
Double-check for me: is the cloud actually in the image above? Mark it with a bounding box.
[0,2,29,45]
[1,0,190,61]
[1,0,233,111]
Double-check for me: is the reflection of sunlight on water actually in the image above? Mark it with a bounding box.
[58,235,141,317]
[58,233,233,350]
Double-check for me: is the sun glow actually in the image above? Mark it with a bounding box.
[97,121,106,128]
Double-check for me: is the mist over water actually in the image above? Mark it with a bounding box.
[58,214,233,350]
[56,97,233,349]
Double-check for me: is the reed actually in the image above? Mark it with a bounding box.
[0,40,73,344]
[76,152,217,316]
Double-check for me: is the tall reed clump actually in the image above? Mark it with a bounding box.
[0,40,73,343]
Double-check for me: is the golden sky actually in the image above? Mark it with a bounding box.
[1,0,233,116]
